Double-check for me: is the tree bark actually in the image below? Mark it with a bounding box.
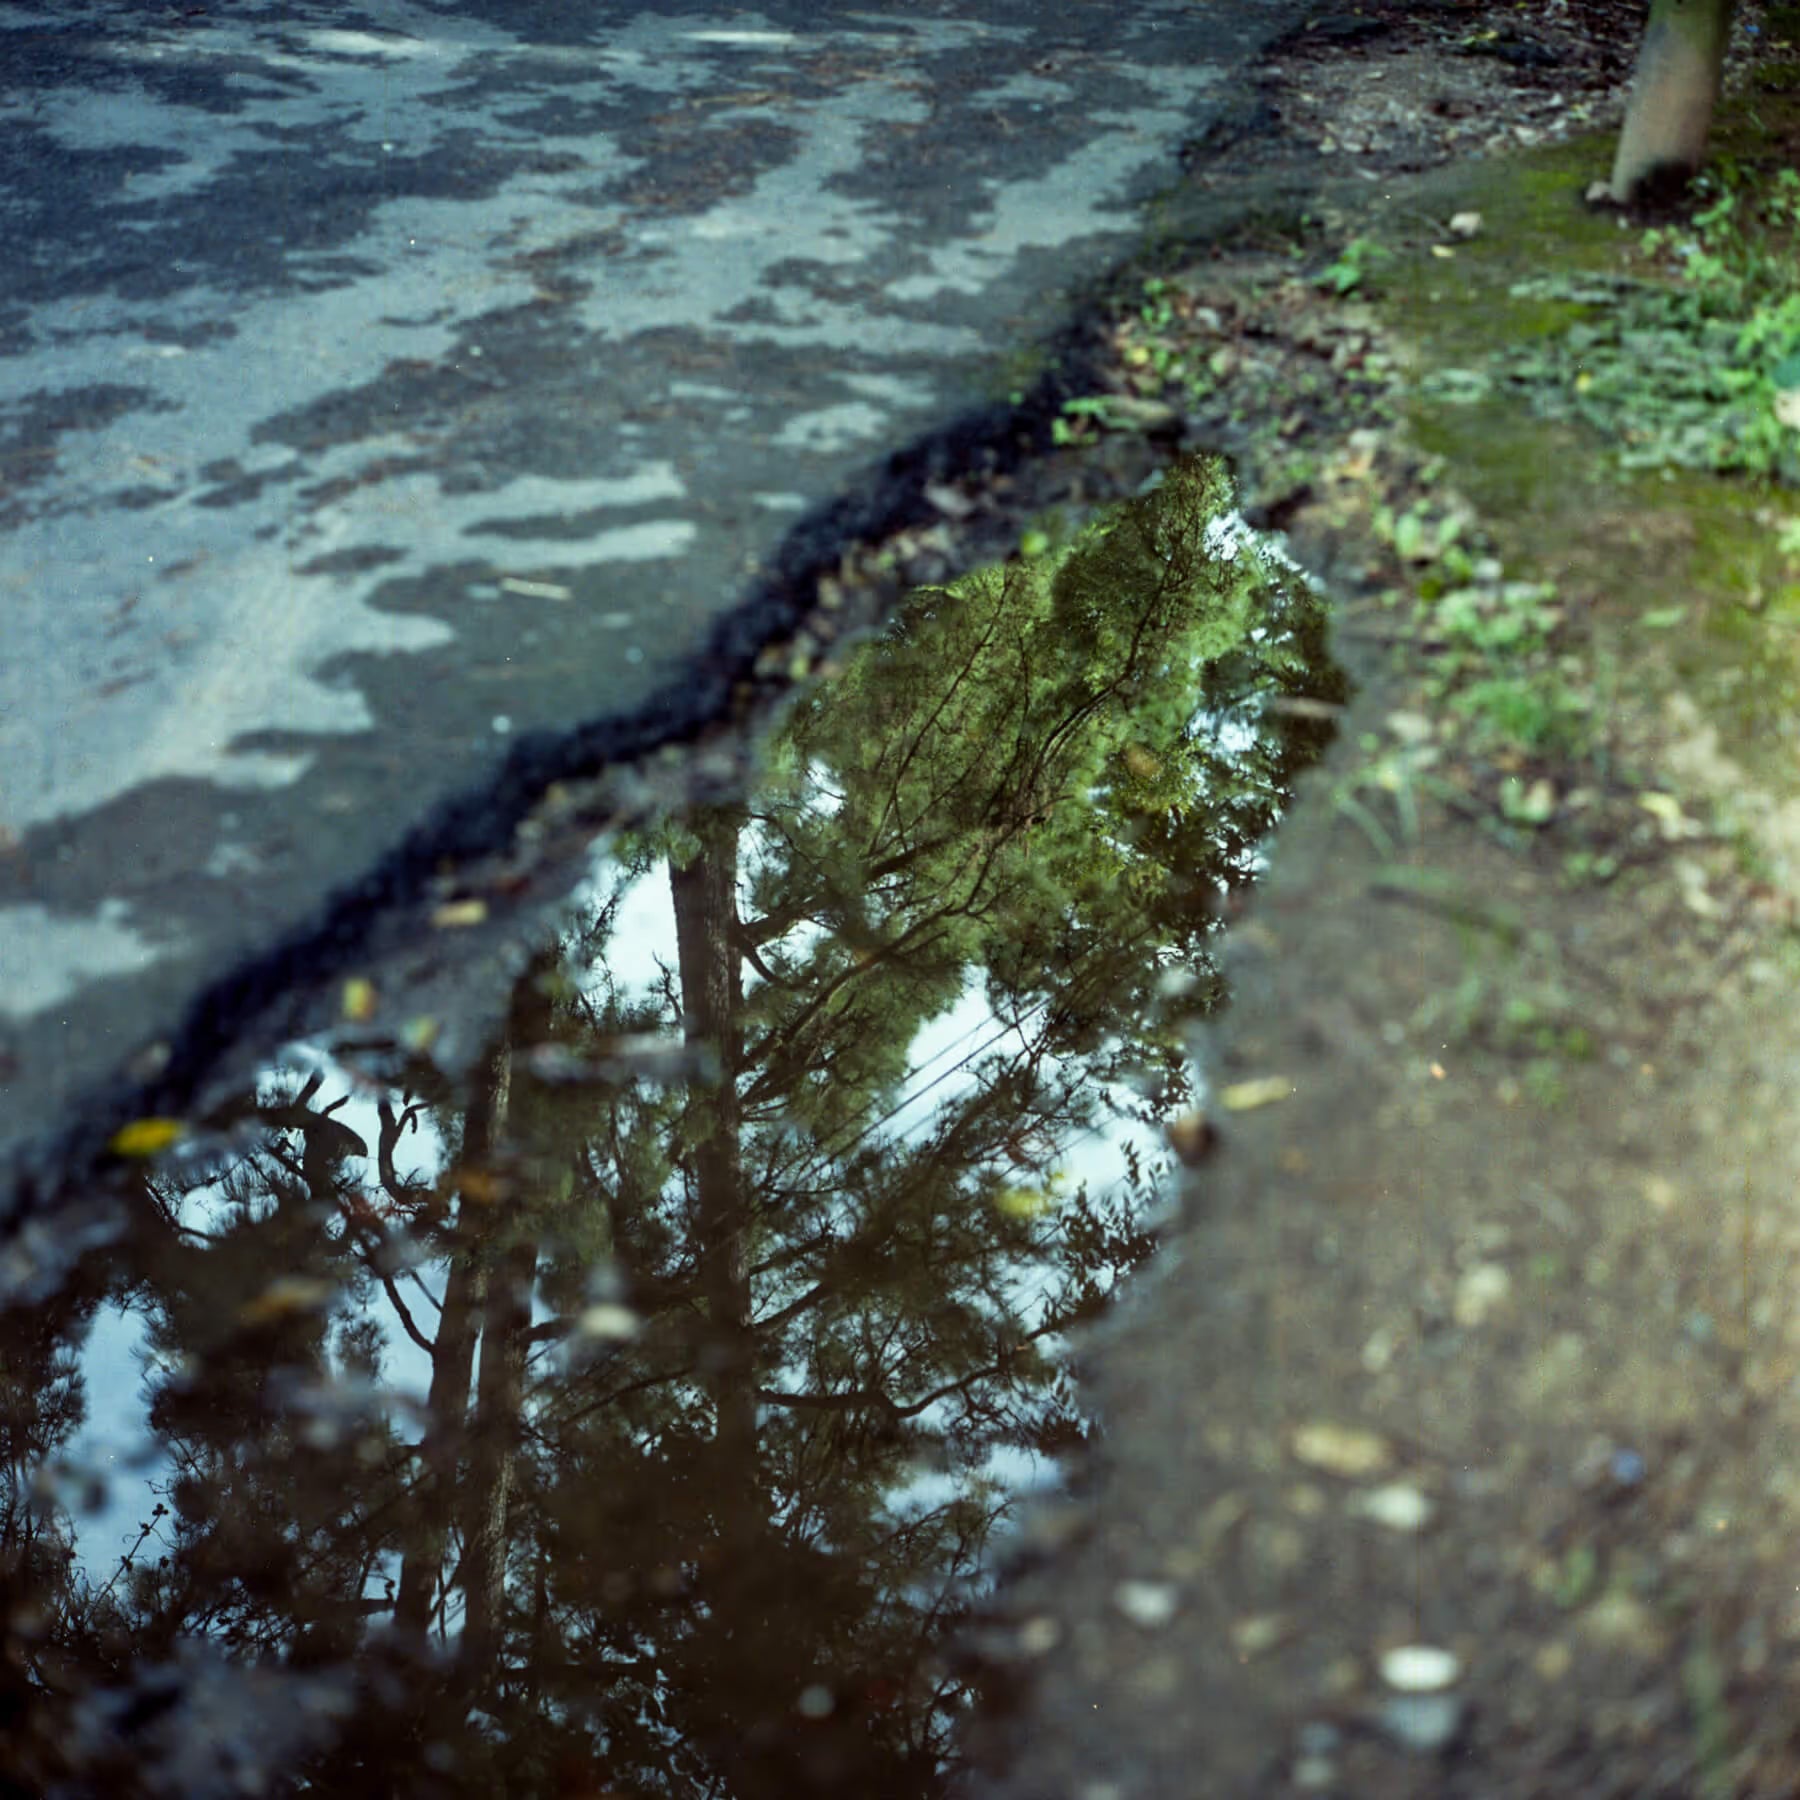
[1611,0,1738,203]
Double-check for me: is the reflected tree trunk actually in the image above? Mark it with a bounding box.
[459,958,558,1682]
[670,809,757,1543]
[395,1041,509,1635]
[460,1232,536,1676]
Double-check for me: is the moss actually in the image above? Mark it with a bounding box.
[1046,43,1800,820]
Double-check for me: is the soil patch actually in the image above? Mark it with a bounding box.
[957,3,1800,1796]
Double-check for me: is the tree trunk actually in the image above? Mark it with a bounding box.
[1611,0,1738,203]
[669,810,758,1540]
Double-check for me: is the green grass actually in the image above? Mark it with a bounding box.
[1490,161,1800,486]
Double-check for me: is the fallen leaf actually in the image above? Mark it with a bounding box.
[108,1117,187,1158]
[432,898,488,928]
[1637,791,1697,839]
[922,481,976,519]
[1099,394,1181,433]
[1218,1076,1293,1111]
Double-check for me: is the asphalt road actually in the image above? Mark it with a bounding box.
[0,0,1309,1199]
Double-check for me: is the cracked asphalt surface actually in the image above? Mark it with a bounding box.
[0,0,1310,1199]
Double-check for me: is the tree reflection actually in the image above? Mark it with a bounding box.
[0,454,1339,1797]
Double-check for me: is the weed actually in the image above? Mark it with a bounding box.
[1316,237,1394,297]
[1450,675,1588,755]
[1502,159,1800,485]
[1139,276,1177,331]
[1561,847,1621,886]
[1683,1634,1734,1800]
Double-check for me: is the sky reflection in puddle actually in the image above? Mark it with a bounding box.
[3,453,1342,1797]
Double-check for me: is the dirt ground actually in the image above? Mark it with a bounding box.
[956,4,1800,1796]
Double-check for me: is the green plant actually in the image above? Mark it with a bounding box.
[1683,1634,1734,1800]
[1316,237,1394,297]
[1450,675,1588,755]
[1139,276,1176,330]
[1507,158,1800,485]
[1050,395,1113,445]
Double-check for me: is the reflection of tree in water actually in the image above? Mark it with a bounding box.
[0,454,1340,1797]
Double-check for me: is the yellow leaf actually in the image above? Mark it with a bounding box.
[108,1117,187,1158]
[1218,1076,1293,1112]
[342,976,377,1021]
[432,898,488,928]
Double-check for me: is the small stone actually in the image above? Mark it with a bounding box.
[1129,1654,1183,1699]
[1229,1612,1292,1659]
[1113,1580,1179,1629]
[1350,1483,1435,1533]
[1448,210,1482,238]
[1453,1261,1512,1327]
[1577,1590,1670,1659]
[1379,1644,1461,1692]
[1297,1721,1342,1756]
[1017,1615,1063,1657]
[1292,1421,1392,1479]
[1375,1691,1465,1753]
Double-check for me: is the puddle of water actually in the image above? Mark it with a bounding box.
[0,452,1342,1797]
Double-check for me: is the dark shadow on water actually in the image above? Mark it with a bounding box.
[0,453,1343,1798]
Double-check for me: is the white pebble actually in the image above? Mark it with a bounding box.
[1113,1579,1180,1629]
[1351,1483,1435,1533]
[1379,1643,1461,1692]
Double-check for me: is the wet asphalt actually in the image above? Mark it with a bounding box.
[0,0,1315,1205]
